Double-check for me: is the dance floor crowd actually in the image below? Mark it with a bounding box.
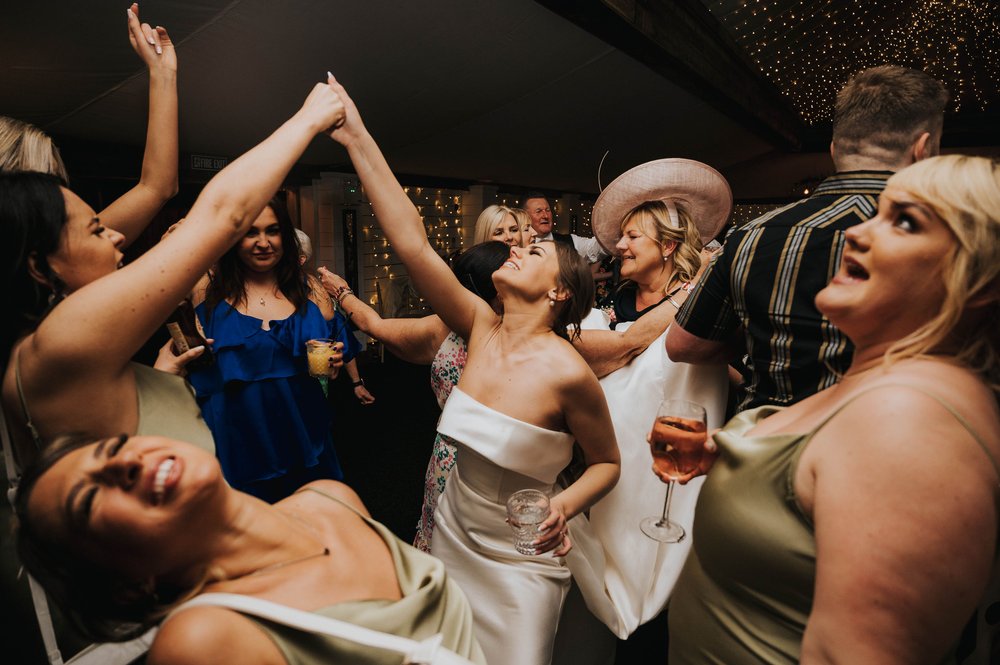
[2,5,998,665]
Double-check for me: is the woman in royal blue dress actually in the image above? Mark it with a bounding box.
[189,193,357,502]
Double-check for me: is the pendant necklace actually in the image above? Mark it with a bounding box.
[237,546,330,580]
[224,510,330,582]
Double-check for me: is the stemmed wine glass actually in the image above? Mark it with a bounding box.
[640,399,708,543]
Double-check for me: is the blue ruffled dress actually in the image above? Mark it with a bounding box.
[189,300,357,502]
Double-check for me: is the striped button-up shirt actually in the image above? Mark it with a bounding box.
[675,171,891,411]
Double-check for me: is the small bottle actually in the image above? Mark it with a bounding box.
[165,298,213,371]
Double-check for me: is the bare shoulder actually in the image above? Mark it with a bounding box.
[840,360,999,447]
[552,336,600,384]
[543,337,605,406]
[294,479,371,517]
[150,606,281,665]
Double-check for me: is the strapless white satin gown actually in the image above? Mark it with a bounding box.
[431,387,576,665]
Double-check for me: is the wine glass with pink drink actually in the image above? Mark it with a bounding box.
[640,399,707,543]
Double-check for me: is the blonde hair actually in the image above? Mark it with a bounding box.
[0,116,68,182]
[881,155,1000,390]
[620,200,703,283]
[473,205,519,245]
[511,208,533,246]
[294,228,313,262]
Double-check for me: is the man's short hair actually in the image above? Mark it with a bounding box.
[833,66,948,158]
[522,192,549,208]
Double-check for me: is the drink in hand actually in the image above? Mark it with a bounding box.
[650,416,707,480]
[306,338,337,378]
[506,489,550,555]
[165,298,213,371]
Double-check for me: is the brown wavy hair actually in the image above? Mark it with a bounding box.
[203,192,308,320]
[552,242,594,342]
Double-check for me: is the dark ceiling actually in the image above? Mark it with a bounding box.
[2,0,997,201]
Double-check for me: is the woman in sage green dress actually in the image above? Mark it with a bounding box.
[14,432,485,665]
[669,155,1000,665]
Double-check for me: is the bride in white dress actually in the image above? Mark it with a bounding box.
[326,78,621,665]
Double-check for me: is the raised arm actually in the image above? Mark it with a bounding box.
[30,81,346,377]
[325,77,493,340]
[98,5,179,248]
[317,266,450,364]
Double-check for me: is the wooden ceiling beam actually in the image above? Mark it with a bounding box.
[535,0,806,150]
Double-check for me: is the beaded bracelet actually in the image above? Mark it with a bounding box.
[333,286,354,304]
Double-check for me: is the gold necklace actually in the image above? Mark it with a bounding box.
[225,510,330,581]
[236,546,330,580]
[247,286,277,307]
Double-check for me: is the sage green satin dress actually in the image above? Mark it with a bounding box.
[669,389,998,665]
[239,488,486,665]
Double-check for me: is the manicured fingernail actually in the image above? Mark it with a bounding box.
[327,71,334,79]
[127,8,135,19]
[155,44,162,54]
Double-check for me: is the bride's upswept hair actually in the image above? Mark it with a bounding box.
[552,242,594,342]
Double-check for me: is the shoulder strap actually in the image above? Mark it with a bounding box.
[2,403,63,665]
[807,383,1000,482]
[13,346,43,450]
[169,593,471,665]
[296,485,369,519]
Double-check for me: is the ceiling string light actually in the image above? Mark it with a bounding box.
[707,0,998,123]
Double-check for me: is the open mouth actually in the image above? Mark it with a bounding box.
[502,260,520,271]
[152,457,176,505]
[843,256,869,281]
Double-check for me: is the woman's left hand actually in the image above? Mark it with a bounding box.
[354,384,376,405]
[317,266,349,296]
[153,337,213,376]
[328,342,345,378]
[126,3,176,73]
[533,497,572,557]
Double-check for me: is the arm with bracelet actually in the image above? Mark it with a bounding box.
[318,266,450,365]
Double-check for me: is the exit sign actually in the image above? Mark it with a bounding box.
[191,154,228,171]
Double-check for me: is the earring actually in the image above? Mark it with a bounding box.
[662,255,669,262]
[549,299,555,307]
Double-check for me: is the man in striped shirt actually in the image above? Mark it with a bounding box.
[666,66,948,411]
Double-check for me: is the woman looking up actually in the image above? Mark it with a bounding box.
[1,77,346,470]
[187,195,357,502]
[669,154,1000,664]
[325,76,620,665]
[319,241,510,552]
